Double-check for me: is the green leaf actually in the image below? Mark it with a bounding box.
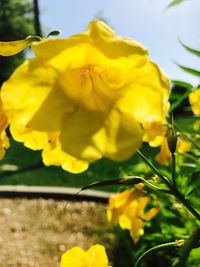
[179,41,200,57]
[175,63,200,77]
[186,184,200,198]
[170,90,191,112]
[167,0,188,8]
[171,80,193,90]
[47,30,61,38]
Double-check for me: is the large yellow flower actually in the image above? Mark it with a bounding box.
[0,99,9,159]
[1,20,169,173]
[60,244,111,267]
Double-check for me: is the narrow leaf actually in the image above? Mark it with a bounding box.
[167,0,187,8]
[170,90,191,112]
[186,184,200,198]
[179,41,200,57]
[171,80,193,90]
[175,63,200,77]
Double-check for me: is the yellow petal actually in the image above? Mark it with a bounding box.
[42,133,89,173]
[177,139,192,154]
[0,101,9,159]
[10,123,49,150]
[60,246,87,267]
[86,245,109,267]
[107,187,144,223]
[104,106,143,161]
[119,212,133,230]
[60,108,107,161]
[88,20,148,59]
[0,36,38,56]
[1,59,74,132]
[144,207,159,221]
[189,88,200,116]
[130,217,145,243]
[156,137,171,165]
[118,61,169,144]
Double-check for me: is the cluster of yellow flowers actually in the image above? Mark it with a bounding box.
[107,184,159,243]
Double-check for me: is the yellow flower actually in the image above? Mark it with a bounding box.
[0,99,9,159]
[60,244,111,267]
[0,36,39,56]
[156,136,192,165]
[155,137,171,165]
[177,139,192,154]
[107,185,144,223]
[107,186,158,243]
[119,196,159,243]
[1,20,169,173]
[189,88,200,116]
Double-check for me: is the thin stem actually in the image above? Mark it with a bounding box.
[135,241,177,267]
[173,188,200,221]
[138,150,200,221]
[137,150,171,186]
[175,228,200,267]
[172,153,176,187]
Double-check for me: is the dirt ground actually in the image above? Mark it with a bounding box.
[0,198,113,267]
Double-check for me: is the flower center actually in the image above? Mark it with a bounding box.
[60,63,125,112]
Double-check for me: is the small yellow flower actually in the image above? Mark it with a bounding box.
[60,244,111,267]
[107,185,144,223]
[0,99,9,159]
[177,139,192,154]
[156,136,192,165]
[0,36,38,56]
[107,186,158,243]
[1,20,169,173]
[155,137,171,165]
[119,196,159,243]
[189,88,200,116]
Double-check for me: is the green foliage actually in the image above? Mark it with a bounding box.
[179,41,200,58]
[167,0,189,8]
[175,63,200,77]
[0,0,34,85]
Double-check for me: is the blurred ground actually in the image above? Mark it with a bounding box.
[0,198,113,267]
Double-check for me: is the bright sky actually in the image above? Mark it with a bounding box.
[39,0,200,86]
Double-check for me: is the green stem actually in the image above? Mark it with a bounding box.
[173,188,200,222]
[175,228,200,267]
[137,150,171,186]
[135,241,177,267]
[172,153,176,187]
[138,150,200,221]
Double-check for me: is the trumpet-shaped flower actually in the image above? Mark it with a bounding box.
[0,100,9,159]
[1,20,169,173]
[189,88,200,116]
[156,136,192,165]
[107,186,158,243]
[60,244,111,267]
[0,36,39,56]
